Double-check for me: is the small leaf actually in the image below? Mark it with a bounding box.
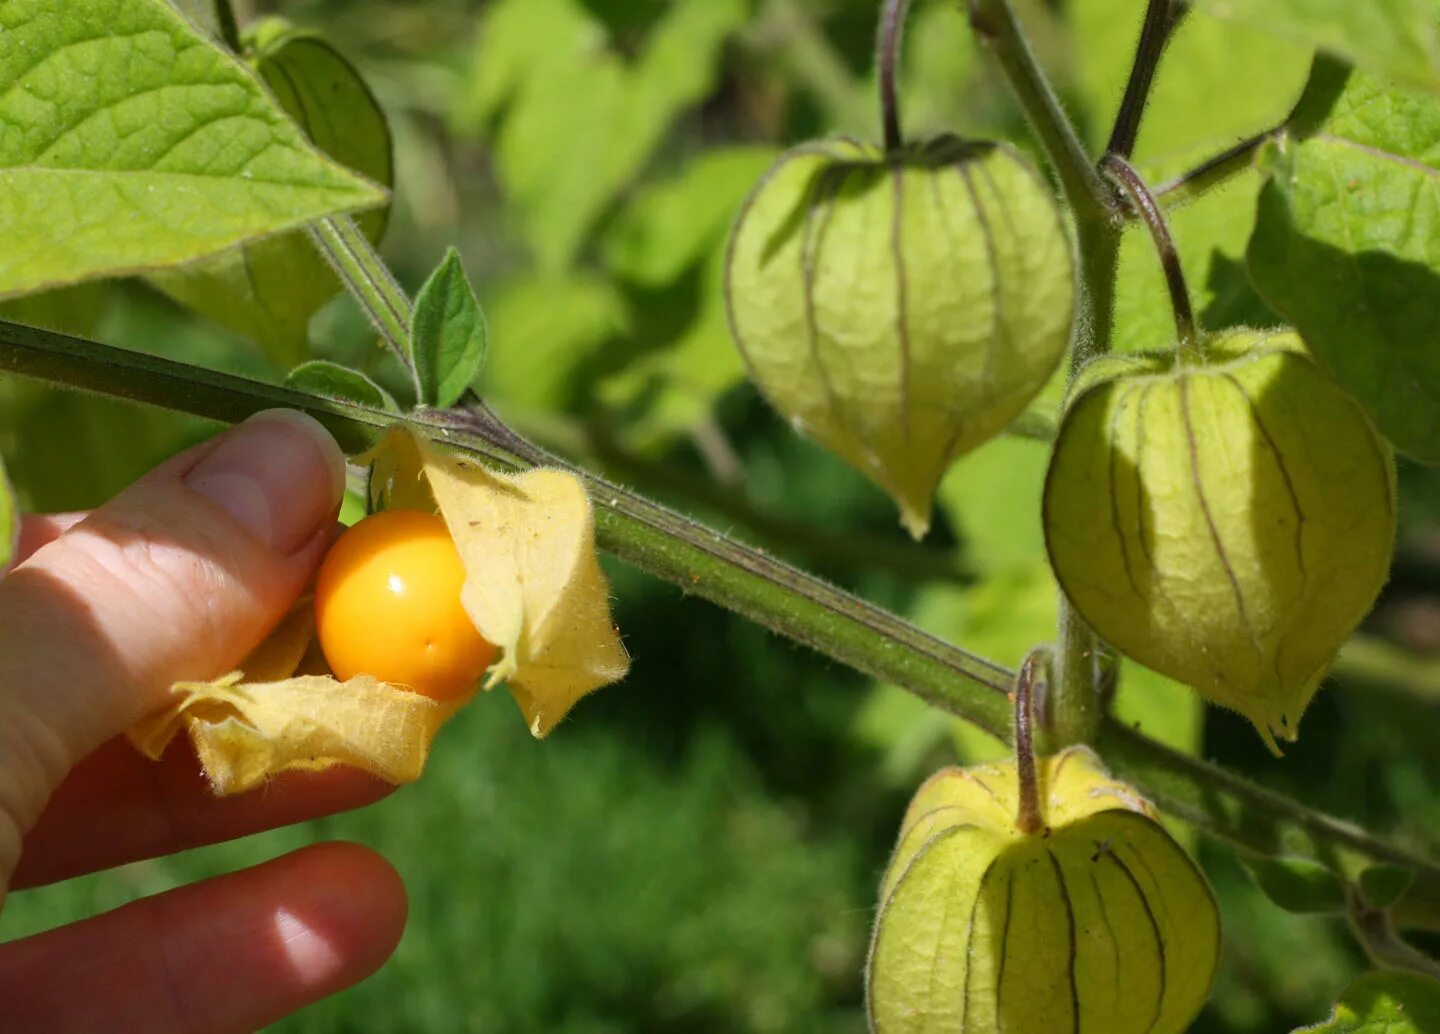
[150,21,394,365]
[285,360,398,412]
[1240,854,1348,914]
[1297,971,1440,1033]
[0,0,384,299]
[1,453,18,574]
[1359,865,1417,910]
[411,249,488,409]
[1249,70,1440,460]
[1197,0,1440,93]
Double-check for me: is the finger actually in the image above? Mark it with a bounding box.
[0,842,407,1034]
[0,411,345,877]
[15,514,86,566]
[11,738,394,890]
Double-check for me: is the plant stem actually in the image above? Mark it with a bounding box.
[306,216,419,395]
[1106,0,1177,159]
[214,0,242,54]
[877,0,911,151]
[1101,154,1197,354]
[1154,129,1272,206]
[1014,648,1050,835]
[1048,212,1123,748]
[967,0,1116,223]
[748,0,870,134]
[1349,893,1440,980]
[4,318,1440,904]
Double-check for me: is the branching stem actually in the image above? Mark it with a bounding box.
[1014,648,1051,835]
[1101,154,1198,355]
[1106,0,1178,159]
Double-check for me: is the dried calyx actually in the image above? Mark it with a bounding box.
[725,132,1074,539]
[867,651,1220,1033]
[1044,328,1396,752]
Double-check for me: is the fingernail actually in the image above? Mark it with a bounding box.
[184,411,346,554]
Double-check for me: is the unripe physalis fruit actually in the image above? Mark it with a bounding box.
[1044,329,1396,753]
[725,135,1074,539]
[867,655,1219,1033]
[315,509,497,700]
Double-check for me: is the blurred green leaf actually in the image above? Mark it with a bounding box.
[412,248,488,408]
[1240,854,1349,914]
[604,147,777,287]
[1297,971,1440,1032]
[1071,0,1311,168]
[485,274,628,411]
[1248,70,1440,460]
[0,0,383,300]
[456,0,748,271]
[151,21,394,366]
[285,359,398,411]
[0,283,110,338]
[938,435,1049,573]
[1359,864,1417,910]
[1198,0,1440,93]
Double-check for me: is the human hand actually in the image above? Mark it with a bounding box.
[0,411,407,1032]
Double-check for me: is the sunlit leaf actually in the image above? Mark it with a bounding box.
[1298,971,1440,1032]
[412,248,488,409]
[285,359,398,412]
[0,0,384,299]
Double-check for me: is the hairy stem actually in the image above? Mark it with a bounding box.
[1154,129,1272,206]
[1101,154,1197,354]
[306,216,418,395]
[967,0,1116,223]
[877,0,912,151]
[7,319,1438,905]
[1106,0,1177,159]
[1350,893,1440,981]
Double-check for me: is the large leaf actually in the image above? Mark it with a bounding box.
[1198,0,1440,92]
[1248,69,1440,460]
[456,0,747,272]
[0,0,384,299]
[1298,971,1440,1032]
[151,20,394,365]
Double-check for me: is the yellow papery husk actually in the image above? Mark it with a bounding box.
[366,427,631,737]
[128,427,629,793]
[867,746,1220,1034]
[128,602,469,795]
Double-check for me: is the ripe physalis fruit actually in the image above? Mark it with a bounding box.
[315,510,497,701]
[1043,328,1396,753]
[725,135,1074,540]
[867,656,1219,1033]
[127,428,629,795]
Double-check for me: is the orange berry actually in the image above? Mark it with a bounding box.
[314,510,495,700]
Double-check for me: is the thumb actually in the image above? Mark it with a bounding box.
[0,410,345,878]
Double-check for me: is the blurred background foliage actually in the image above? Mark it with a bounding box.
[2,0,1439,1030]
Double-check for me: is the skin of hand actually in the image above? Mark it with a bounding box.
[0,410,407,1032]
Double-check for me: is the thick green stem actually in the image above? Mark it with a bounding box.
[1049,213,1122,748]
[6,318,1440,908]
[968,0,1116,224]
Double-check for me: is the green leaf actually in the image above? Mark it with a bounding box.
[150,20,394,366]
[1298,971,1440,1032]
[602,147,777,287]
[285,360,398,412]
[1360,864,1417,909]
[456,0,747,272]
[411,249,488,409]
[1248,70,1440,460]
[1240,854,1349,914]
[485,274,628,412]
[1198,0,1440,93]
[1,451,17,573]
[0,0,384,300]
